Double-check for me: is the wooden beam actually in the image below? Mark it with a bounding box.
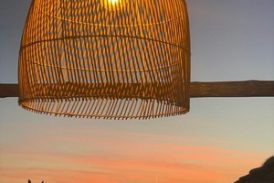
[190,80,274,98]
[0,84,19,98]
[0,81,274,98]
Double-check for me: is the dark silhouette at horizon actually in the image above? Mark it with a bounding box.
[235,156,274,183]
[27,180,44,183]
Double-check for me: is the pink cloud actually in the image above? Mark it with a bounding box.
[0,128,267,183]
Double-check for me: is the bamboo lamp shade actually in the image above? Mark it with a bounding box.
[18,0,191,120]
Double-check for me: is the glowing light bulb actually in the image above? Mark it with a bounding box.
[108,0,119,5]
[103,0,124,11]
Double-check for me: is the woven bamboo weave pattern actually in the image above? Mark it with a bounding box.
[18,0,191,119]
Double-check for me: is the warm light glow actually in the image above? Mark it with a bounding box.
[103,0,123,10]
[108,0,119,5]
[19,0,190,119]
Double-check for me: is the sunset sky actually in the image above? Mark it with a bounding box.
[0,0,274,183]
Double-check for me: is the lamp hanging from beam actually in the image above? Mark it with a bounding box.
[18,0,191,119]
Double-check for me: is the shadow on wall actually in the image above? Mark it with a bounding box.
[235,156,274,183]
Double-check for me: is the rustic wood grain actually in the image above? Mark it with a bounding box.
[1,81,274,98]
[0,84,19,98]
[190,81,274,98]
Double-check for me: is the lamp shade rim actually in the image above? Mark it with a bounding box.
[19,97,189,120]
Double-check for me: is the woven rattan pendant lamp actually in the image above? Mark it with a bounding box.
[18,0,191,119]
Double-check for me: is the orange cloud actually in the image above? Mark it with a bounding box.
[0,167,114,183]
[1,143,265,183]
[0,127,266,183]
